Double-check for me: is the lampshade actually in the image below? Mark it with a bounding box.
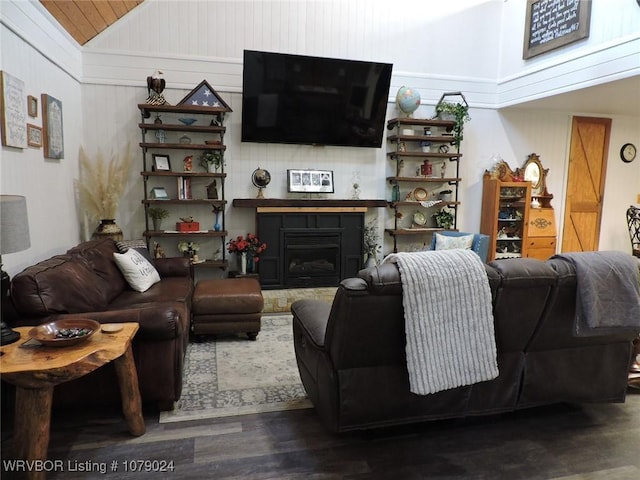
[1,195,31,255]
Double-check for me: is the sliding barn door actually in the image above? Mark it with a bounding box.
[561,116,611,253]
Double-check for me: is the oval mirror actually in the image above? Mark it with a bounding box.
[522,154,544,195]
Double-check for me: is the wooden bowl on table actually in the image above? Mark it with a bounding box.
[29,318,100,347]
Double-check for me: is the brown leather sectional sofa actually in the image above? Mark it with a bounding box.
[8,238,193,411]
[292,257,639,432]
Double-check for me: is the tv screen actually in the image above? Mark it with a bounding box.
[241,50,393,148]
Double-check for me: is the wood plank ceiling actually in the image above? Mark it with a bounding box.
[40,0,144,45]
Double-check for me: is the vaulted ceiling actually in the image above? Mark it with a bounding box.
[37,1,638,116]
[40,0,144,45]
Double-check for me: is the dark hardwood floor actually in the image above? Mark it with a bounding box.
[2,389,639,479]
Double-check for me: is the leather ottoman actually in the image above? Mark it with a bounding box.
[192,278,264,340]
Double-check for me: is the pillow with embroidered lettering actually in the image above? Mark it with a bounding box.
[113,249,160,292]
[434,233,474,251]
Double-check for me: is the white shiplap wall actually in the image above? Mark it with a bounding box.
[1,0,638,276]
[497,0,640,106]
[1,2,83,275]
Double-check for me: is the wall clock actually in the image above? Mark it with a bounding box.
[620,143,637,163]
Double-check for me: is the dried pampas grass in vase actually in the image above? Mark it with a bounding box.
[78,144,134,241]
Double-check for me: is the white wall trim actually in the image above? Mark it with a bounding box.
[496,35,640,108]
[82,49,499,110]
[82,35,639,112]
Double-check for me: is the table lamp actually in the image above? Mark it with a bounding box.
[1,195,30,345]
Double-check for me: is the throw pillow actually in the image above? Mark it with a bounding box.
[115,239,153,262]
[113,249,161,292]
[434,233,474,251]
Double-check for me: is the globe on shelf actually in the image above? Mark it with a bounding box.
[396,86,421,117]
[252,167,271,199]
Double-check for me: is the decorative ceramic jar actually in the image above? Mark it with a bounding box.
[92,219,123,241]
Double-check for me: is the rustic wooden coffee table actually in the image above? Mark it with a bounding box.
[0,322,145,480]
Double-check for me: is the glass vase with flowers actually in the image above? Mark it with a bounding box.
[227,233,267,274]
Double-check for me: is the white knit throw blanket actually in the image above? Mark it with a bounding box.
[383,250,498,395]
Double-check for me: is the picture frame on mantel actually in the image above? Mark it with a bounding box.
[41,93,64,159]
[287,169,334,194]
[523,0,592,59]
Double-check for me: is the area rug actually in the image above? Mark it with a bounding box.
[159,315,311,423]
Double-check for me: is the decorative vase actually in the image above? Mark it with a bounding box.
[247,255,255,273]
[152,218,162,231]
[239,252,247,275]
[93,219,123,241]
[364,254,377,269]
[207,163,216,173]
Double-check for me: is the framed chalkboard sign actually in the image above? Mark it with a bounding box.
[523,0,592,59]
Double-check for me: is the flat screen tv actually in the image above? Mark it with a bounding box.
[241,50,393,148]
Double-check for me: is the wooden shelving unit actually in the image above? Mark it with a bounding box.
[385,117,462,252]
[137,99,231,269]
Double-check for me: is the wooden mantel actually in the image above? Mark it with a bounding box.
[233,198,387,211]
[233,198,387,213]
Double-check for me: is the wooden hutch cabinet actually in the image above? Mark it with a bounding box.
[526,208,557,260]
[480,162,532,262]
[520,153,557,261]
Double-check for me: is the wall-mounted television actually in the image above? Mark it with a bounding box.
[241,50,393,148]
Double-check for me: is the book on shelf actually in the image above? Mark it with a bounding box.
[177,177,192,200]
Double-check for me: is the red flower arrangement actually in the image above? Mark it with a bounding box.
[227,233,267,261]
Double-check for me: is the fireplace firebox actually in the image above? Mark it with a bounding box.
[256,211,364,289]
[284,231,341,287]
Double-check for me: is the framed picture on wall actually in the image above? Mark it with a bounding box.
[523,0,592,59]
[27,95,38,118]
[26,123,42,148]
[0,71,27,148]
[41,93,64,159]
[287,169,334,193]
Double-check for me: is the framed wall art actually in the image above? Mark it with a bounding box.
[152,154,172,171]
[287,169,334,194]
[27,95,38,118]
[41,93,64,159]
[0,71,27,148]
[523,0,592,59]
[26,123,42,148]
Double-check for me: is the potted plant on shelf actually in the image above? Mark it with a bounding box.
[148,207,169,231]
[178,241,200,262]
[433,208,455,229]
[434,99,471,148]
[199,150,223,173]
